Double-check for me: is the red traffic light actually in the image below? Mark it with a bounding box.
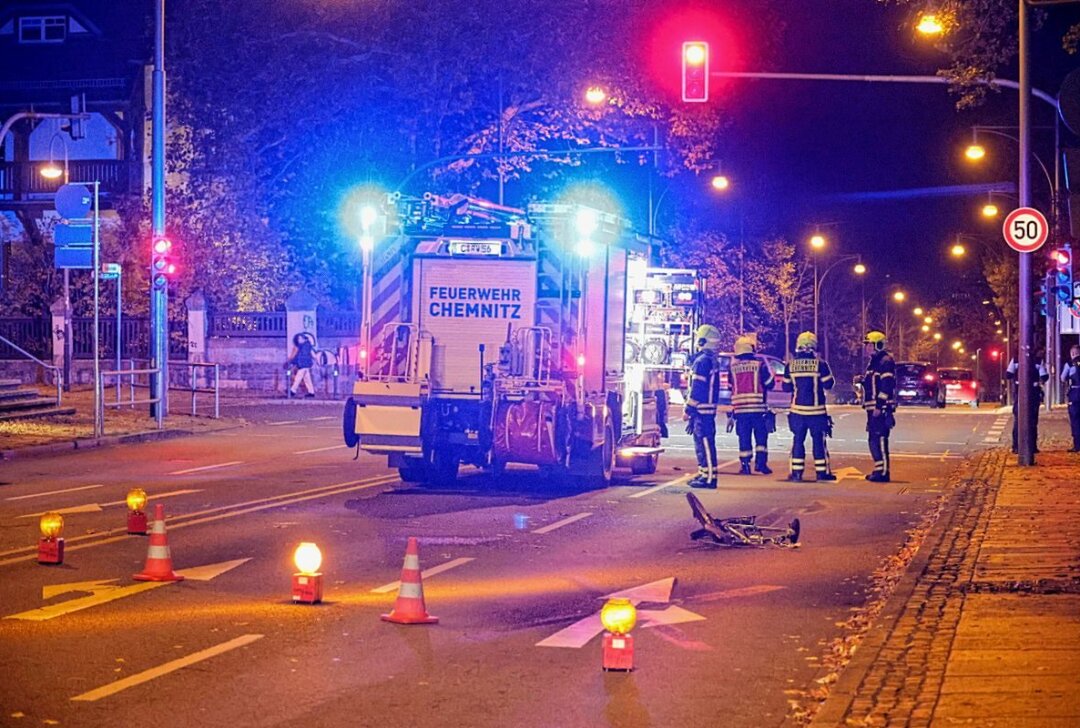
[153,237,172,254]
[1053,248,1070,267]
[681,41,709,102]
[989,350,1000,360]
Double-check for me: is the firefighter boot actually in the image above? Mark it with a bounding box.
[739,460,752,475]
[816,471,838,482]
[786,470,803,483]
[866,471,890,483]
[755,453,772,475]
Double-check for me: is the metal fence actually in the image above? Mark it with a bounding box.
[209,312,286,338]
[0,318,50,359]
[72,317,187,359]
[319,311,361,338]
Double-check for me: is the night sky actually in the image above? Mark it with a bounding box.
[703,0,1076,310]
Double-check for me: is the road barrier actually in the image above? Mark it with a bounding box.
[98,360,220,434]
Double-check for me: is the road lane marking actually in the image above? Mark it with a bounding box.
[4,484,103,501]
[5,559,250,621]
[293,445,344,455]
[71,634,264,702]
[168,461,244,476]
[18,490,203,519]
[309,416,333,421]
[939,441,966,445]
[533,512,592,534]
[370,556,475,594]
[628,474,690,499]
[266,420,299,426]
[0,476,398,566]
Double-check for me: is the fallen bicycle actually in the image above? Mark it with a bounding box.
[686,493,801,548]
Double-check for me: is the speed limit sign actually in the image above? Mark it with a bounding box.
[1002,207,1049,253]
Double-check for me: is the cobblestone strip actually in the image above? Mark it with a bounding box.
[802,448,1007,727]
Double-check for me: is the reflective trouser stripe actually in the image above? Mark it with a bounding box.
[755,446,766,452]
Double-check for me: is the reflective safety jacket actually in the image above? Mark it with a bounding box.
[727,353,775,414]
[685,350,721,418]
[782,352,834,416]
[862,350,897,412]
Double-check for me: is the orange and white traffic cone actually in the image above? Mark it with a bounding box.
[133,503,184,582]
[381,537,438,625]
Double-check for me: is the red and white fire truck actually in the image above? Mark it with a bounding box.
[342,193,672,487]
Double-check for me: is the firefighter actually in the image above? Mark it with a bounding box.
[782,331,836,482]
[727,335,775,474]
[861,330,896,482]
[684,324,722,489]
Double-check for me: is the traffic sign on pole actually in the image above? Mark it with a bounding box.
[1002,207,1049,253]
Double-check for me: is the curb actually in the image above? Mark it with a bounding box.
[0,420,248,461]
[809,449,995,727]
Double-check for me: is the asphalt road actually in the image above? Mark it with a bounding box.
[0,403,1009,727]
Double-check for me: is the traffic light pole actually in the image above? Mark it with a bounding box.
[149,0,167,425]
[1017,0,1034,466]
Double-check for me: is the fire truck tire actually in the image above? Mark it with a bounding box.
[342,398,360,448]
[583,419,615,489]
[398,462,427,483]
[430,448,460,486]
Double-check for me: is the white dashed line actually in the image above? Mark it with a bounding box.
[168,461,244,476]
[293,445,345,455]
[533,512,593,534]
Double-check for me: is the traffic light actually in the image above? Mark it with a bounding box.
[151,236,174,290]
[1052,247,1073,304]
[989,349,1000,361]
[681,41,709,103]
[1037,283,1048,317]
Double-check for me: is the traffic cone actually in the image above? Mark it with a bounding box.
[381,537,438,625]
[133,503,184,582]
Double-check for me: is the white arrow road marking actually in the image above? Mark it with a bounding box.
[370,556,475,594]
[637,605,707,628]
[537,577,683,648]
[3,559,252,621]
[832,466,864,482]
[71,634,264,702]
[532,512,592,534]
[175,557,251,581]
[5,484,104,501]
[168,461,244,475]
[18,489,202,519]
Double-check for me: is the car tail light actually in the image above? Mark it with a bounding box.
[923,373,936,382]
[969,381,978,389]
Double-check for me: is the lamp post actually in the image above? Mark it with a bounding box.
[812,254,866,362]
[40,133,73,392]
[149,0,167,426]
[885,290,906,359]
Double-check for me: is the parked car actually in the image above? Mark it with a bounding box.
[895,361,941,407]
[716,353,793,410]
[938,368,979,407]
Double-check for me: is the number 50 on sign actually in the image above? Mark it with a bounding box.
[1002,207,1049,253]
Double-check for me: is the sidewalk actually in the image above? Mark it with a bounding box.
[0,386,244,457]
[809,412,1080,727]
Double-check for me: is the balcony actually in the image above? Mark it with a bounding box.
[0,159,132,201]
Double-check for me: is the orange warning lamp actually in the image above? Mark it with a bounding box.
[600,597,637,671]
[292,542,324,604]
[38,512,65,565]
[126,488,149,534]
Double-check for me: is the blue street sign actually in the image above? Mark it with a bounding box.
[55,247,92,269]
[54,221,93,246]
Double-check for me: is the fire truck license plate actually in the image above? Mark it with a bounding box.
[449,241,501,256]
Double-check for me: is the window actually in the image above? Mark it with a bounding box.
[18,16,66,43]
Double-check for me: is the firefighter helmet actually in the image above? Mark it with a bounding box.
[734,336,755,356]
[863,330,887,351]
[795,331,818,352]
[695,324,722,352]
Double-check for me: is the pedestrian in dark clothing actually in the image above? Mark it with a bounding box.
[1061,345,1080,451]
[1006,354,1048,453]
[288,332,317,398]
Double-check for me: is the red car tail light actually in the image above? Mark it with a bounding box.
[923,373,936,382]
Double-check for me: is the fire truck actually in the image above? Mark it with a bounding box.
[625,267,702,373]
[342,193,667,487]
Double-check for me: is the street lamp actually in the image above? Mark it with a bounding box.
[964,144,986,161]
[981,202,1000,218]
[916,14,945,35]
[39,132,69,182]
[584,86,607,105]
[710,174,731,191]
[812,251,865,361]
[913,306,924,316]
